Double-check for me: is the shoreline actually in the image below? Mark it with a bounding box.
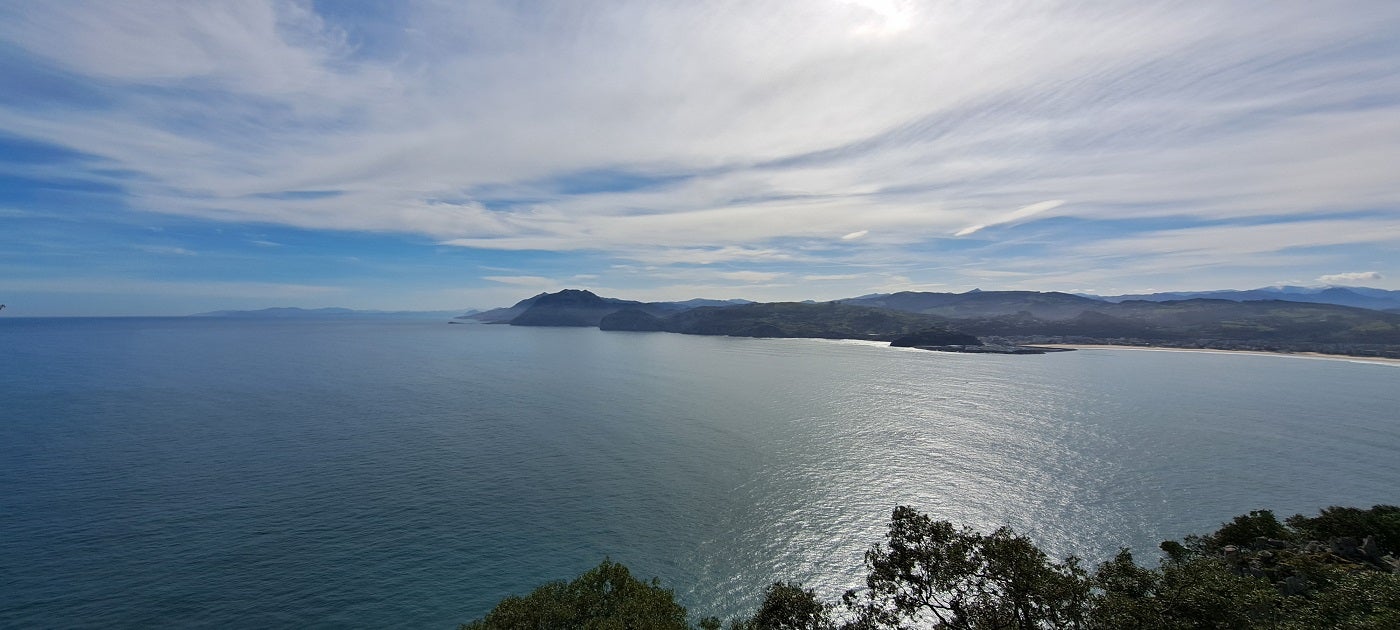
[1028,344,1400,366]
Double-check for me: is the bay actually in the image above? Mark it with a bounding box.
[1,317,1397,628]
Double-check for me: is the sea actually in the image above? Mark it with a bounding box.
[2,317,1397,628]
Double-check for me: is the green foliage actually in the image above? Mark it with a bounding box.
[1158,540,1189,563]
[1286,505,1400,555]
[1096,506,1400,629]
[721,582,835,630]
[750,582,832,630]
[1090,549,1166,629]
[1277,566,1400,629]
[460,559,688,630]
[1211,509,1293,548]
[842,506,1089,629]
[1092,552,1283,629]
[463,506,1400,630]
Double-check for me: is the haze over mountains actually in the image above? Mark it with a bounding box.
[1087,286,1400,312]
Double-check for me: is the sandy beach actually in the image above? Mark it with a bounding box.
[1029,344,1400,366]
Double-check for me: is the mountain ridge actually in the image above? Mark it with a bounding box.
[1086,285,1400,311]
[458,290,755,325]
[467,288,1400,358]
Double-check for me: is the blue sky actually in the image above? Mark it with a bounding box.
[2,1,1398,315]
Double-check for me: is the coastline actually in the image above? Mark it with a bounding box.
[1029,344,1400,366]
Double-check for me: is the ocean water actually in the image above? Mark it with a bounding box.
[1,317,1397,628]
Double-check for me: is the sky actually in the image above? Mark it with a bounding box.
[1,1,1398,316]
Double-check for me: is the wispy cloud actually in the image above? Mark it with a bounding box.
[4,278,344,298]
[612,246,798,266]
[719,271,787,283]
[1072,217,1400,258]
[1319,271,1383,284]
[955,200,1065,237]
[482,275,558,287]
[137,245,197,256]
[2,0,1398,311]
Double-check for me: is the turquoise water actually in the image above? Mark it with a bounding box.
[2,317,1397,628]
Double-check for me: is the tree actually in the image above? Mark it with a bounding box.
[1090,548,1282,629]
[1089,549,1167,629]
[461,506,1400,630]
[1286,505,1400,555]
[750,582,832,630]
[460,559,689,630]
[1210,509,1293,549]
[842,506,1090,629]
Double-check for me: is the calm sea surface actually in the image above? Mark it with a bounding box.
[2,317,1397,628]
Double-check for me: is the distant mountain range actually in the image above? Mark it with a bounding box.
[837,289,1400,345]
[841,286,1400,313]
[460,287,1400,358]
[1086,286,1400,312]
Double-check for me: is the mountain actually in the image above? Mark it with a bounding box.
[839,290,1107,320]
[1103,298,1400,343]
[475,288,1400,357]
[459,293,548,323]
[194,307,470,319]
[934,298,1400,347]
[600,301,974,342]
[1091,286,1400,312]
[509,289,668,327]
[834,289,1400,345]
[459,291,752,325]
[669,298,754,308]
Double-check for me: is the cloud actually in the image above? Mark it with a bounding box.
[482,275,557,287]
[718,271,787,283]
[1318,271,1383,284]
[802,274,865,281]
[2,1,1399,298]
[955,200,1065,237]
[614,246,797,266]
[871,275,945,293]
[1073,217,1400,258]
[4,278,343,298]
[964,269,1034,278]
[137,246,196,256]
